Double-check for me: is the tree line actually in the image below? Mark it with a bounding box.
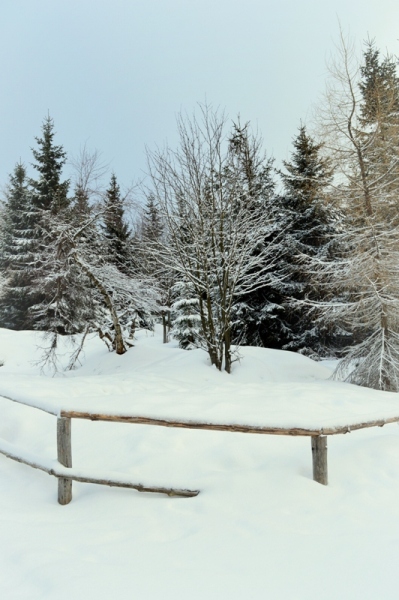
[1,36,399,391]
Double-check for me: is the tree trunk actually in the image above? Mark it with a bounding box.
[224,327,232,374]
[74,255,126,355]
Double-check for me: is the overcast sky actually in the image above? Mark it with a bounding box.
[1,0,398,192]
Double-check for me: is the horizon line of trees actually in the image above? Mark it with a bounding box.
[1,35,399,392]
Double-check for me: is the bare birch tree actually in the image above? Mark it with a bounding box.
[147,106,278,373]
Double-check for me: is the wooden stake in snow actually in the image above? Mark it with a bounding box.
[57,417,72,504]
[162,310,167,343]
[311,435,328,485]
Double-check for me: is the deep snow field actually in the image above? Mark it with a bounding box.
[1,327,399,599]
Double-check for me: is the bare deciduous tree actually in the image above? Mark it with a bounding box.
[312,31,399,391]
[35,208,160,370]
[147,106,278,373]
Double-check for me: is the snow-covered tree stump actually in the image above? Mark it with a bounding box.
[311,435,328,485]
[57,417,72,504]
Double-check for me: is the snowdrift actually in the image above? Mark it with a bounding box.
[1,327,399,599]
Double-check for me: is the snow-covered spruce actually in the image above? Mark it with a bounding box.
[171,294,201,350]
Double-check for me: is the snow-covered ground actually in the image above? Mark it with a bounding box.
[1,327,399,599]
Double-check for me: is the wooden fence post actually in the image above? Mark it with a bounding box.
[311,435,328,485]
[162,310,168,344]
[57,417,72,504]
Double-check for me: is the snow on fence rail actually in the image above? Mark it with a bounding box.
[0,395,199,504]
[0,436,198,500]
[2,394,399,503]
[60,410,399,488]
[60,410,399,436]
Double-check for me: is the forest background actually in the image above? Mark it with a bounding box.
[1,25,399,391]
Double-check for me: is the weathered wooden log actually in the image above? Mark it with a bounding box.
[63,474,199,497]
[3,393,399,438]
[311,435,328,485]
[0,443,54,475]
[57,417,72,505]
[60,410,399,437]
[0,442,199,498]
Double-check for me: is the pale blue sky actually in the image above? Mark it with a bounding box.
[1,0,398,191]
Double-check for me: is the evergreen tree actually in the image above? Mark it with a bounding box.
[28,116,75,331]
[31,115,70,214]
[170,281,201,349]
[102,175,157,333]
[138,192,175,328]
[0,117,72,331]
[357,40,399,218]
[142,193,163,243]
[103,174,131,274]
[228,121,288,349]
[359,40,399,128]
[0,163,34,329]
[72,183,92,219]
[279,125,345,357]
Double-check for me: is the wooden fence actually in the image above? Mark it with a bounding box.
[1,394,399,504]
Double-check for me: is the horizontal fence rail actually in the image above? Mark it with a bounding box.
[0,395,200,504]
[0,438,199,500]
[2,394,399,501]
[0,393,58,415]
[60,410,399,437]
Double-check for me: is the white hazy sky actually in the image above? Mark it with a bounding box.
[1,0,398,191]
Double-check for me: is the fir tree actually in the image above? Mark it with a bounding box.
[142,194,163,243]
[357,40,399,218]
[138,192,175,329]
[102,175,156,334]
[0,163,35,329]
[170,281,201,349]
[228,121,287,349]
[359,40,399,127]
[72,183,92,219]
[28,116,75,332]
[0,118,71,330]
[31,115,70,214]
[279,125,344,357]
[103,174,131,274]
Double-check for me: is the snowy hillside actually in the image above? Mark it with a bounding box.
[1,327,399,599]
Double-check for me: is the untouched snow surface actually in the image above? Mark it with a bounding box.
[1,327,399,599]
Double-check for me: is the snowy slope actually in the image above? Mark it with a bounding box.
[0,328,398,429]
[0,327,399,599]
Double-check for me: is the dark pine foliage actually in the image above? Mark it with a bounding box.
[31,115,70,214]
[229,121,290,349]
[0,117,72,331]
[0,163,35,329]
[103,174,131,274]
[357,41,399,217]
[142,193,163,243]
[279,125,345,357]
[359,40,399,126]
[28,116,74,332]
